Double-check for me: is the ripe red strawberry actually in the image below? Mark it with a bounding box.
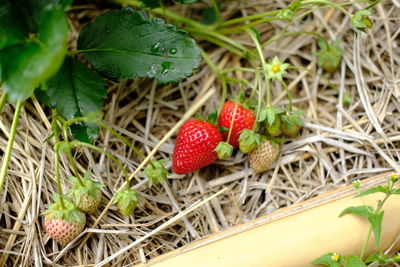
[248,140,279,173]
[68,172,104,215]
[43,195,86,246]
[172,119,222,174]
[218,101,255,147]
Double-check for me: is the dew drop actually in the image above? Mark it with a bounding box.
[161,62,172,75]
[151,42,160,53]
[169,48,177,55]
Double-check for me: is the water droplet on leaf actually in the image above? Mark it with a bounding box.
[169,48,177,55]
[161,62,172,75]
[151,42,160,53]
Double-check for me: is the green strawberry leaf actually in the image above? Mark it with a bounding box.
[358,186,389,197]
[368,211,384,247]
[41,56,106,142]
[201,5,220,25]
[312,253,342,267]
[339,206,374,218]
[250,27,261,43]
[346,255,366,267]
[77,8,201,84]
[0,0,26,50]
[208,108,218,124]
[0,1,69,102]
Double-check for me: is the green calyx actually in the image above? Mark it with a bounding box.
[351,9,373,32]
[315,39,343,73]
[238,129,261,154]
[215,141,234,160]
[114,188,139,216]
[43,194,85,224]
[144,158,169,187]
[68,171,104,203]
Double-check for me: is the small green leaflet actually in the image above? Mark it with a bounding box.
[339,206,373,218]
[311,253,342,267]
[346,255,367,267]
[0,1,69,102]
[358,186,389,196]
[368,211,384,246]
[77,8,201,84]
[201,5,219,25]
[41,57,106,142]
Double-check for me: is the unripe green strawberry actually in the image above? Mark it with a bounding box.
[280,114,303,138]
[238,129,261,154]
[248,140,279,173]
[266,115,281,136]
[43,195,86,246]
[68,172,104,215]
[114,188,139,216]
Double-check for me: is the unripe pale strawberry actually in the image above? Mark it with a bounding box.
[248,140,279,173]
[68,172,104,215]
[43,195,86,246]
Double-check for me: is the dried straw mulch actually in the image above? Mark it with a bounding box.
[0,0,399,266]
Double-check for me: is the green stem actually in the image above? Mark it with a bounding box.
[220,75,228,112]
[114,0,209,30]
[0,101,22,195]
[247,29,271,108]
[53,143,66,209]
[301,0,352,17]
[187,27,250,55]
[220,67,259,74]
[98,122,146,160]
[0,92,8,114]
[263,31,328,48]
[280,79,292,112]
[70,140,130,184]
[226,104,239,143]
[219,17,279,34]
[53,112,84,186]
[217,9,280,28]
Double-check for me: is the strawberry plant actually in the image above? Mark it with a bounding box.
[0,0,388,260]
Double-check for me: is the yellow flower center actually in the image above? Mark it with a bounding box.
[391,173,399,179]
[271,64,280,73]
[331,253,339,261]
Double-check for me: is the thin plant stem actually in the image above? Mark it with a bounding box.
[54,143,66,209]
[247,29,271,107]
[70,140,130,184]
[0,92,7,114]
[280,79,292,112]
[217,9,280,28]
[0,101,22,195]
[98,122,146,160]
[301,0,352,17]
[219,17,279,34]
[226,103,239,144]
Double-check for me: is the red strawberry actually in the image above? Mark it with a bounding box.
[218,101,255,147]
[172,119,222,174]
[43,195,86,246]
